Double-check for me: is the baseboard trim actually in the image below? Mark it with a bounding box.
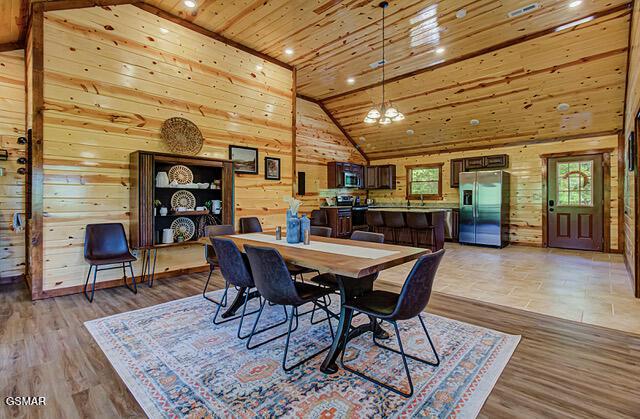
[33,265,210,300]
[0,274,25,285]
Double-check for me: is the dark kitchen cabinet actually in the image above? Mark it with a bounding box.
[365,164,396,189]
[450,159,464,188]
[327,161,364,189]
[485,154,509,168]
[464,156,485,170]
[326,207,352,238]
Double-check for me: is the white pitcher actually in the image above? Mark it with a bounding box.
[162,228,174,244]
[156,172,169,187]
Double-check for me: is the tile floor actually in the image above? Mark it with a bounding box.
[376,243,640,335]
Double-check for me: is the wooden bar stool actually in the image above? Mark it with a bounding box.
[406,212,436,250]
[382,211,406,244]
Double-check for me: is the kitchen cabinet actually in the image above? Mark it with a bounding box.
[450,159,464,188]
[327,162,364,189]
[464,156,485,170]
[325,207,352,238]
[485,154,509,168]
[365,164,396,189]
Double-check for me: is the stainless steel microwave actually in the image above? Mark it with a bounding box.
[344,171,359,188]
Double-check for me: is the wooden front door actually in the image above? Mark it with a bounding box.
[547,154,604,251]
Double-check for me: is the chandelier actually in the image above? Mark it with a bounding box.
[364,1,405,125]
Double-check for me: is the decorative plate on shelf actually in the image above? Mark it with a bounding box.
[168,165,194,184]
[170,217,196,241]
[171,190,196,210]
[161,117,204,155]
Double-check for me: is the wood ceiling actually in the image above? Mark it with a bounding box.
[0,0,27,47]
[1,0,633,157]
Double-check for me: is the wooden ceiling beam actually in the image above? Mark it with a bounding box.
[321,2,633,103]
[32,0,137,12]
[0,41,24,52]
[297,94,369,163]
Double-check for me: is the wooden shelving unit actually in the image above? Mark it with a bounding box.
[129,151,234,249]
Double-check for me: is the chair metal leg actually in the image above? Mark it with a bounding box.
[147,249,157,287]
[83,265,96,303]
[282,305,334,372]
[202,266,223,304]
[373,315,440,367]
[246,299,295,350]
[123,262,137,294]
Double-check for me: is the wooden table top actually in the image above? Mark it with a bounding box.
[198,233,429,278]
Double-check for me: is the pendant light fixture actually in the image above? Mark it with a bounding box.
[364,1,405,125]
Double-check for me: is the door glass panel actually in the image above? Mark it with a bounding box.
[556,160,593,206]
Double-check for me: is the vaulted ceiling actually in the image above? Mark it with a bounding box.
[1,0,633,157]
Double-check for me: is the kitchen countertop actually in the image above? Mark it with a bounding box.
[367,207,450,213]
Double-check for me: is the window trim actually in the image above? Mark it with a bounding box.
[405,163,444,200]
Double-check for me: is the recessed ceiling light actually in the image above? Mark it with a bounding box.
[256,64,263,71]
[284,48,294,55]
[406,129,415,136]
[435,47,445,54]
[346,77,356,85]
[554,16,594,32]
[470,119,480,126]
[184,0,197,8]
[569,0,582,7]
[456,9,467,19]
[557,103,570,111]
[159,28,169,34]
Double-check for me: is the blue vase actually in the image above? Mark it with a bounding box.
[286,211,300,243]
[300,214,310,242]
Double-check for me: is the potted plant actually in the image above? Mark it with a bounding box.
[154,199,162,216]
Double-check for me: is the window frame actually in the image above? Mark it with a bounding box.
[405,163,444,200]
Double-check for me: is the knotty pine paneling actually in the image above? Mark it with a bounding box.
[40,5,293,292]
[0,50,26,280]
[623,0,639,286]
[368,136,620,249]
[0,0,25,45]
[324,10,629,158]
[295,98,366,212]
[146,0,629,99]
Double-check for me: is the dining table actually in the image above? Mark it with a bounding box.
[199,232,429,374]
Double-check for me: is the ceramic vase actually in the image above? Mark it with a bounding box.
[299,214,310,242]
[286,210,300,244]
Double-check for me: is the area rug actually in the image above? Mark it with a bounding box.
[85,290,520,418]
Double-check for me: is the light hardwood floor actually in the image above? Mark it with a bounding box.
[1,272,639,418]
[377,243,640,335]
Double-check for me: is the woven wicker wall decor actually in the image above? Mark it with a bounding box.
[161,117,204,155]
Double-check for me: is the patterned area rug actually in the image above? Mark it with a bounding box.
[85,290,520,418]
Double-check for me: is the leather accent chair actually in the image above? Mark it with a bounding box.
[212,237,288,339]
[244,244,335,371]
[366,210,385,234]
[406,212,436,250]
[239,217,263,234]
[340,249,445,397]
[83,223,137,303]
[382,211,406,244]
[202,224,236,303]
[350,231,385,243]
[310,209,328,226]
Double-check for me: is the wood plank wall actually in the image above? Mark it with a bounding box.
[295,97,366,212]
[39,5,293,293]
[623,0,639,292]
[0,50,26,281]
[368,136,620,250]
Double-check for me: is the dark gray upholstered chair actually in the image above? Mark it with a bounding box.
[244,244,335,371]
[239,217,262,233]
[366,210,385,234]
[212,238,288,339]
[83,223,137,303]
[203,224,236,303]
[310,226,332,237]
[350,230,385,243]
[341,249,445,397]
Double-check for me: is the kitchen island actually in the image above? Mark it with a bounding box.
[367,207,450,250]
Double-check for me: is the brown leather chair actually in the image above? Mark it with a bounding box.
[406,212,436,249]
[239,217,263,233]
[382,211,406,244]
[366,210,385,234]
[83,223,137,303]
[310,226,332,237]
[203,224,236,303]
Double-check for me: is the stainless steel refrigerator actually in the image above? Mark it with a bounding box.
[459,170,510,247]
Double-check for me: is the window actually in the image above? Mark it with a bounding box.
[557,160,593,206]
[406,163,443,199]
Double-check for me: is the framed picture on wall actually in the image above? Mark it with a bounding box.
[229,145,258,174]
[265,157,281,180]
[628,132,635,172]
